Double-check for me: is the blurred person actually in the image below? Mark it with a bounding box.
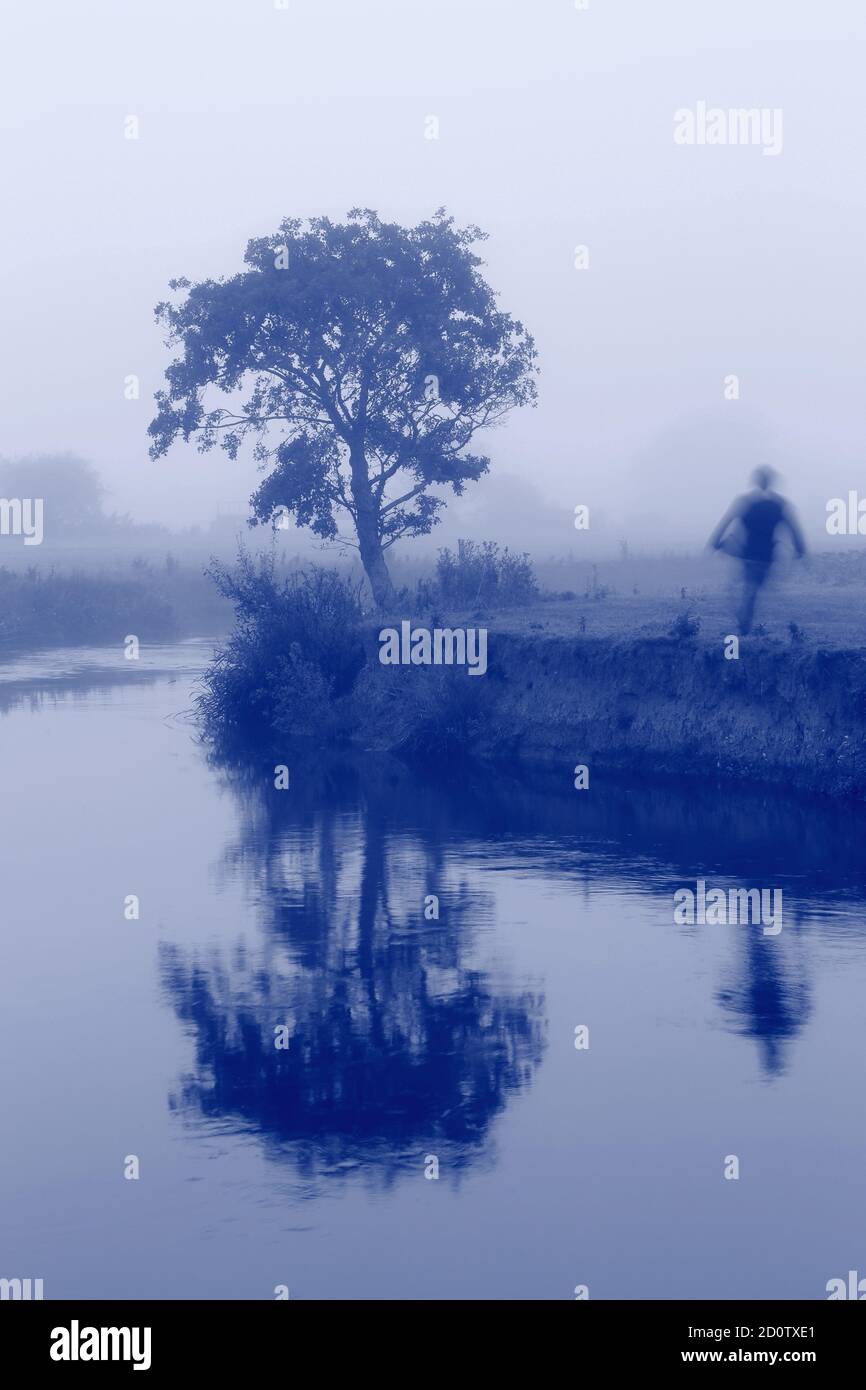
[708,466,806,634]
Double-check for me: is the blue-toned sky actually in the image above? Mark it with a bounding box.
[1,0,864,544]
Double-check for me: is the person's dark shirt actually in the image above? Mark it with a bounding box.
[709,489,806,562]
[740,494,787,561]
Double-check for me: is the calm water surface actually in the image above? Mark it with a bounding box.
[1,642,865,1300]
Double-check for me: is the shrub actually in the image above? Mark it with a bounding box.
[198,552,365,744]
[432,540,538,609]
[668,610,701,640]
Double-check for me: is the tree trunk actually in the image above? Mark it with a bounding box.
[350,447,394,609]
[360,536,394,609]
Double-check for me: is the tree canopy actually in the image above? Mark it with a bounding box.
[149,209,537,603]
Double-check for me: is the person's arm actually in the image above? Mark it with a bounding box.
[707,497,743,550]
[781,501,807,558]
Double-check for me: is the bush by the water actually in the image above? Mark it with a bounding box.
[199,552,521,758]
[198,553,366,743]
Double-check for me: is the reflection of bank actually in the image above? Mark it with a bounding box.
[715,918,811,1077]
[159,752,547,1190]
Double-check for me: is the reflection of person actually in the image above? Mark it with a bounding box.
[708,466,806,634]
[716,929,811,1078]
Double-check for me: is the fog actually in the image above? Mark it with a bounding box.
[2,0,864,553]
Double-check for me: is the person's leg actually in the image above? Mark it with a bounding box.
[738,560,769,634]
[737,571,759,634]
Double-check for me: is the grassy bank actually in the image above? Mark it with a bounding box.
[197,552,866,799]
[462,626,866,800]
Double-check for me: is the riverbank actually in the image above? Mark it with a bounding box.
[479,629,866,799]
[361,588,866,800]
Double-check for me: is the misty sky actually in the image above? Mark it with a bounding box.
[2,0,864,549]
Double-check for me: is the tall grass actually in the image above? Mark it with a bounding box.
[0,559,233,650]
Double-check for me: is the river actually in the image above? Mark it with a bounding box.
[1,642,864,1299]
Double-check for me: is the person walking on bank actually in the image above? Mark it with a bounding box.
[708,466,807,635]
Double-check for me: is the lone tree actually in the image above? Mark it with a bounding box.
[148,209,537,605]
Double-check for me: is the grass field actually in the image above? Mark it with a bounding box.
[422,551,866,650]
[488,585,864,648]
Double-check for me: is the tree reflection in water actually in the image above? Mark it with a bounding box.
[159,752,547,1190]
[161,752,862,1186]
